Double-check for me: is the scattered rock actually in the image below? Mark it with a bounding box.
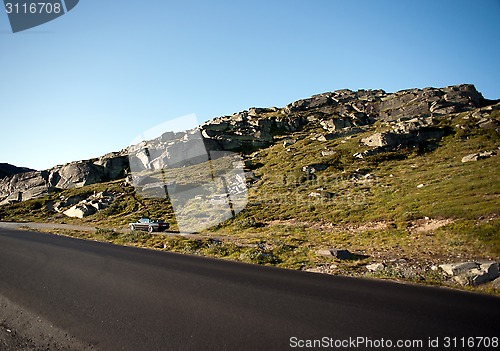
[316,249,333,257]
[310,133,336,142]
[282,139,296,147]
[461,150,497,163]
[61,192,116,218]
[491,277,500,290]
[320,118,354,131]
[321,150,336,157]
[453,268,491,286]
[366,262,385,272]
[316,248,356,260]
[302,164,328,173]
[480,261,500,280]
[439,262,479,276]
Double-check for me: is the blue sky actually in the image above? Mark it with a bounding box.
[1,0,499,170]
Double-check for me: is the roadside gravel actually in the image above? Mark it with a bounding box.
[0,222,96,232]
[0,294,94,351]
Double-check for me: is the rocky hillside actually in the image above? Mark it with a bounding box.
[0,163,34,179]
[0,83,497,207]
[1,83,499,292]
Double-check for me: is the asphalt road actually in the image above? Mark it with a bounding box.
[1,228,499,351]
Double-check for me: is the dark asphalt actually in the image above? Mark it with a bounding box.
[1,228,499,351]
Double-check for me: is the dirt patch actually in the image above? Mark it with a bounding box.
[266,219,389,233]
[408,218,454,234]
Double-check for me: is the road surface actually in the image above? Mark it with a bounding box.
[1,228,499,350]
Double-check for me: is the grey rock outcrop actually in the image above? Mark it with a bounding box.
[378,84,482,121]
[0,163,34,179]
[361,116,445,148]
[200,111,307,151]
[93,152,129,180]
[49,162,105,189]
[0,170,51,205]
[0,150,129,204]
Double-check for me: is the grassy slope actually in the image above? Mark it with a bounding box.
[1,106,499,293]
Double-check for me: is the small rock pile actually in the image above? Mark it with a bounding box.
[58,192,116,219]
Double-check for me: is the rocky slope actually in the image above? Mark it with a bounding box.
[0,163,34,179]
[1,83,499,292]
[0,83,498,207]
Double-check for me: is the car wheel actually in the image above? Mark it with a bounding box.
[148,226,154,233]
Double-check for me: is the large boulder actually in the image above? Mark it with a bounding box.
[439,261,500,286]
[93,152,129,180]
[63,204,97,218]
[0,191,22,206]
[361,132,401,148]
[50,162,105,189]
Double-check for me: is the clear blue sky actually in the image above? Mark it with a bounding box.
[1,0,499,170]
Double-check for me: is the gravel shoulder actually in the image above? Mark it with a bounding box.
[0,222,96,232]
[0,294,94,351]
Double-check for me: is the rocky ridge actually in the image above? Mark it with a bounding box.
[1,83,498,206]
[0,163,34,179]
